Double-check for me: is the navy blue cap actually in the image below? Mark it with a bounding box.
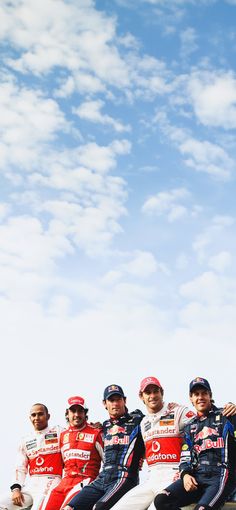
[103,384,125,400]
[189,377,211,394]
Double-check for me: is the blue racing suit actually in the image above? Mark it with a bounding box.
[154,405,236,510]
[67,409,144,510]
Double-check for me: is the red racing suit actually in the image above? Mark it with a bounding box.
[110,403,195,510]
[0,425,63,510]
[40,423,104,510]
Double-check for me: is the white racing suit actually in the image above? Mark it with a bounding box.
[0,425,63,510]
[110,403,194,510]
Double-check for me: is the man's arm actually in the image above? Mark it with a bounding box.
[222,403,236,417]
[10,439,29,506]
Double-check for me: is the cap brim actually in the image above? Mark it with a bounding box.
[190,383,209,392]
[106,392,125,398]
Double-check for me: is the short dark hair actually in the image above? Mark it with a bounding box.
[65,407,88,423]
[31,403,49,414]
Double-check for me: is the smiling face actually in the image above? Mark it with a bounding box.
[67,405,87,429]
[103,394,126,419]
[140,384,164,414]
[190,386,212,416]
[30,404,50,431]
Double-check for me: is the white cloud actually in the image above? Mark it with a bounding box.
[188,71,236,129]
[0,75,68,172]
[155,111,234,181]
[122,251,158,278]
[208,251,232,272]
[180,27,198,58]
[142,187,191,221]
[0,215,72,272]
[1,0,130,87]
[0,203,10,221]
[193,215,235,263]
[73,99,131,133]
[0,0,171,102]
[180,271,232,306]
[179,138,233,180]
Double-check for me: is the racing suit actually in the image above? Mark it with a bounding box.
[40,423,103,510]
[66,409,145,510]
[109,403,194,510]
[154,405,236,510]
[0,425,63,510]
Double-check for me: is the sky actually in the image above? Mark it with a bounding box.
[0,0,236,492]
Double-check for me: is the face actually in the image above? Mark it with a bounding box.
[104,394,126,419]
[190,387,211,415]
[30,404,50,431]
[67,405,86,428]
[141,384,164,414]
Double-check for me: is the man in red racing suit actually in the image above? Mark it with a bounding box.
[0,403,63,510]
[39,396,103,510]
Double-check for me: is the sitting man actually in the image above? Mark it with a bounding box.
[0,403,63,510]
[64,384,145,510]
[110,377,236,510]
[39,396,103,510]
[154,377,236,510]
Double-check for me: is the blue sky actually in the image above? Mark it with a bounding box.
[0,0,236,490]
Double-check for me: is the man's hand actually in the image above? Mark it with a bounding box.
[11,489,24,507]
[222,403,236,417]
[183,474,198,492]
[167,403,178,411]
[89,421,103,429]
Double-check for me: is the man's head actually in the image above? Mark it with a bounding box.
[189,377,212,415]
[65,396,88,429]
[139,376,164,414]
[30,403,50,431]
[103,384,126,419]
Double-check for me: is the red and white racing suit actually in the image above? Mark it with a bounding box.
[0,425,63,510]
[40,423,104,510]
[110,403,194,510]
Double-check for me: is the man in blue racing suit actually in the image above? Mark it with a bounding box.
[64,384,144,510]
[154,377,236,510]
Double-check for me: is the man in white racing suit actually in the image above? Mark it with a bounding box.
[110,376,236,510]
[0,403,63,510]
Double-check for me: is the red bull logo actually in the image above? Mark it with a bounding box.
[194,437,224,453]
[195,426,219,442]
[108,425,126,435]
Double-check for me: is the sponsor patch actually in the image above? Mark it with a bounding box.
[144,421,151,431]
[76,432,94,443]
[26,440,37,450]
[45,433,58,444]
[63,433,70,444]
[160,419,174,426]
[186,411,195,418]
[64,449,91,461]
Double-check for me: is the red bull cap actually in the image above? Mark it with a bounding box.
[140,376,162,393]
[103,385,125,400]
[189,377,211,394]
[67,396,87,409]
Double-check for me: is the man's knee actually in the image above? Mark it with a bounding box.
[154,492,170,510]
[93,503,104,510]
[194,505,210,510]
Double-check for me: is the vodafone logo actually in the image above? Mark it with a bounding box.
[36,456,44,466]
[152,440,160,452]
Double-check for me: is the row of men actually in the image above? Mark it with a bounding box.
[0,376,236,510]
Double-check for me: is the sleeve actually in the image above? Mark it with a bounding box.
[179,427,193,479]
[177,406,196,434]
[10,439,29,490]
[129,409,145,420]
[95,429,104,461]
